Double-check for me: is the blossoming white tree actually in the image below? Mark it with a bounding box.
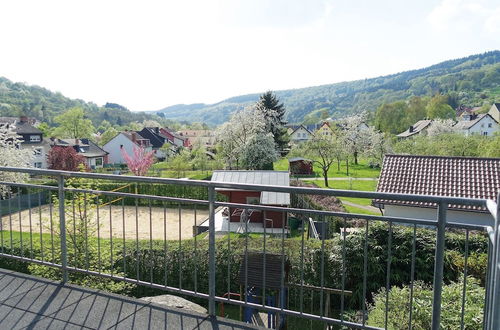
[0,125,34,197]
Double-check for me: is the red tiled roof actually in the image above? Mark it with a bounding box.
[375,154,500,212]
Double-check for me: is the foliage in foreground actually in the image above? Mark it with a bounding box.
[368,277,485,330]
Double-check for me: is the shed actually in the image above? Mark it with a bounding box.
[288,157,313,175]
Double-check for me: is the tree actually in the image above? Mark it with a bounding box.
[256,91,289,153]
[53,107,96,138]
[341,113,375,165]
[36,122,52,137]
[426,119,455,136]
[0,125,33,197]
[216,106,270,169]
[170,149,192,178]
[99,127,118,146]
[47,146,87,171]
[240,134,279,170]
[426,94,455,119]
[374,101,408,134]
[305,135,338,187]
[121,146,155,176]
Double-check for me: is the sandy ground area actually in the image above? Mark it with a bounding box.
[1,205,208,241]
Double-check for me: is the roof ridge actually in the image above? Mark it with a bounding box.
[385,154,500,161]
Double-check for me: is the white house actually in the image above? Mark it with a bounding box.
[289,125,313,144]
[396,119,433,138]
[454,113,499,136]
[373,154,499,227]
[103,131,152,164]
[49,138,108,169]
[488,103,500,123]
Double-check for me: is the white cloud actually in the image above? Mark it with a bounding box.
[428,0,500,36]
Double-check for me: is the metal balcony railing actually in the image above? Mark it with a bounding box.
[0,166,498,329]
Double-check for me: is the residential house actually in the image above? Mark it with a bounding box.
[315,122,333,137]
[137,127,175,161]
[102,131,152,164]
[488,103,500,123]
[289,125,314,144]
[177,130,216,148]
[160,127,186,148]
[288,157,313,175]
[0,116,49,168]
[373,154,499,227]
[49,138,108,169]
[211,170,290,229]
[454,113,499,136]
[396,120,433,138]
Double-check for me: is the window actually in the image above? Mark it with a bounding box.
[34,148,42,155]
[483,132,488,136]
[488,123,493,128]
[34,162,42,168]
[95,157,103,166]
[29,135,41,142]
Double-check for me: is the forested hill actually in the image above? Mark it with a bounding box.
[155,50,500,125]
[0,78,156,127]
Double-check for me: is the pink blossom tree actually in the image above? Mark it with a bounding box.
[121,146,155,176]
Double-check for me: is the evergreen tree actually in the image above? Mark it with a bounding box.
[256,91,289,153]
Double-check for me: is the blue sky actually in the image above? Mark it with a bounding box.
[0,0,498,111]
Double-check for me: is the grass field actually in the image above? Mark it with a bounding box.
[274,158,381,178]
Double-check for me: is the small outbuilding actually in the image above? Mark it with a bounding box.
[288,157,313,175]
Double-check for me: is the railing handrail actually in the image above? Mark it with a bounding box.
[0,166,491,208]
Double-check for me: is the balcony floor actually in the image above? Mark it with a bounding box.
[0,268,258,330]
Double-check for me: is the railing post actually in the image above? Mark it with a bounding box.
[58,175,68,283]
[431,201,446,330]
[487,193,500,329]
[208,185,216,316]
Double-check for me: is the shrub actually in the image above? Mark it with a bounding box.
[367,277,485,329]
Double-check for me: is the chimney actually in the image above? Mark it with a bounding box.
[19,116,28,123]
[75,139,79,145]
[409,125,414,133]
[132,132,137,143]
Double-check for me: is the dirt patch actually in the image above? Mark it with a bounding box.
[1,205,208,241]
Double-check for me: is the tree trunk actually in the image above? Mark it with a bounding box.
[337,159,340,171]
[346,159,349,176]
[323,168,329,187]
[354,151,358,165]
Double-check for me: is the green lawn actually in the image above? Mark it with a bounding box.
[304,179,378,191]
[148,169,212,180]
[343,204,380,216]
[274,158,381,179]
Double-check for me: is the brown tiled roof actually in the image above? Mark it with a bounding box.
[375,155,500,212]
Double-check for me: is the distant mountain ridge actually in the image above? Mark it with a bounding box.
[154,50,500,125]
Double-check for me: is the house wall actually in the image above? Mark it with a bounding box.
[290,127,312,143]
[462,116,499,136]
[218,190,286,228]
[86,156,104,169]
[384,204,494,227]
[103,133,152,164]
[21,143,49,169]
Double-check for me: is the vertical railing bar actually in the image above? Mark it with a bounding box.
[408,224,417,330]
[149,200,153,284]
[72,194,76,270]
[84,192,89,270]
[341,216,347,323]
[193,204,198,293]
[49,195,55,264]
[226,206,231,302]
[362,219,369,326]
[262,210,267,307]
[58,175,68,282]
[460,229,469,330]
[96,196,101,273]
[488,194,500,329]
[18,186,23,257]
[28,187,33,259]
[281,207,286,315]
[8,190,13,254]
[178,203,182,290]
[431,201,447,330]
[207,185,216,316]
[300,215,306,314]
[163,202,168,287]
[0,189,3,254]
[38,191,44,262]
[244,209,249,305]
[109,201,114,277]
[384,221,393,329]
[319,216,325,318]
[122,198,126,279]
[135,197,139,283]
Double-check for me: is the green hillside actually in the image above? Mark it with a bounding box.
[155,50,500,125]
[0,78,157,127]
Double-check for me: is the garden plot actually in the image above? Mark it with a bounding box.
[1,205,208,241]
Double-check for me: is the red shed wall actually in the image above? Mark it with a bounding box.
[218,190,286,228]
